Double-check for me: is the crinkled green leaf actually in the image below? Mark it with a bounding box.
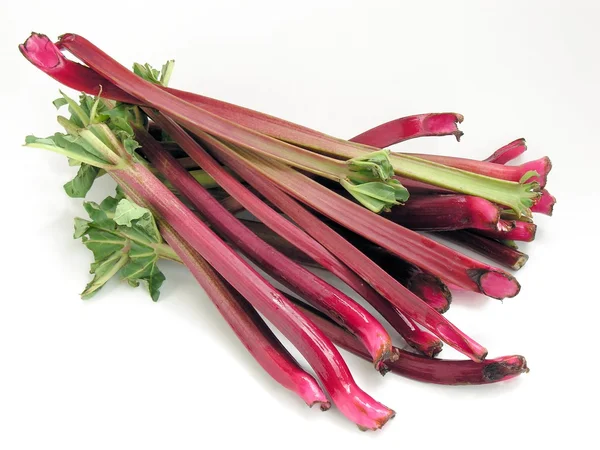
[385,178,410,203]
[133,60,175,87]
[73,217,90,239]
[347,149,395,181]
[119,242,165,301]
[63,164,103,198]
[75,192,167,301]
[82,201,115,230]
[81,252,129,299]
[114,199,151,227]
[59,90,89,128]
[341,179,400,214]
[123,137,140,156]
[53,97,68,110]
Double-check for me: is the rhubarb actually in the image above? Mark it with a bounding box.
[24,89,395,430]
[475,221,537,243]
[439,232,529,271]
[147,111,443,357]
[484,138,528,164]
[349,113,464,146]
[135,125,395,369]
[195,135,489,360]
[76,187,331,408]
[24,33,541,216]
[410,154,552,188]
[290,298,529,385]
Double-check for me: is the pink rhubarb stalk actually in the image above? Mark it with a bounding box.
[20,37,396,427]
[135,126,394,369]
[530,189,556,216]
[24,33,540,215]
[195,136,489,361]
[236,219,445,357]
[293,299,529,385]
[118,165,397,430]
[119,182,331,409]
[484,138,528,164]
[53,33,404,204]
[220,141,519,301]
[475,221,537,243]
[349,113,464,147]
[239,218,451,314]
[382,194,504,232]
[439,231,529,271]
[148,111,442,357]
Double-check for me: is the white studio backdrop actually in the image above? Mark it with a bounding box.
[0,1,597,449]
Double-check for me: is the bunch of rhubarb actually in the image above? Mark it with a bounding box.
[19,32,554,431]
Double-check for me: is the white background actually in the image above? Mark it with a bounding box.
[1,1,598,448]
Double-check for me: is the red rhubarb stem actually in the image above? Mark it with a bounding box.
[117,179,330,409]
[236,219,445,356]
[349,113,464,147]
[382,194,503,232]
[530,189,556,216]
[227,143,519,302]
[439,231,529,271]
[235,219,444,356]
[56,33,385,187]
[112,163,395,430]
[484,138,528,164]
[135,126,394,370]
[292,299,529,385]
[198,137,488,361]
[147,111,438,357]
[475,221,537,243]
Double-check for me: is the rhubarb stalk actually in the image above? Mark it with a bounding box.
[26,33,541,216]
[23,94,394,431]
[135,125,395,369]
[294,299,528,385]
[113,183,331,409]
[484,138,528,164]
[475,221,537,243]
[147,111,442,357]
[438,231,529,271]
[193,135,489,360]
[349,113,464,146]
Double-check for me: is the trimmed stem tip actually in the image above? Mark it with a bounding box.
[382,194,503,232]
[350,113,464,147]
[476,221,537,243]
[294,298,528,385]
[484,138,528,164]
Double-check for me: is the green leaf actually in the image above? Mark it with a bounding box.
[123,138,140,156]
[83,201,115,229]
[63,164,102,198]
[341,179,400,213]
[114,199,151,227]
[133,62,161,84]
[81,252,129,299]
[53,97,68,109]
[59,90,90,127]
[159,60,175,86]
[385,178,410,203]
[74,194,167,301]
[73,217,90,239]
[347,149,395,182]
[24,133,111,168]
[519,170,540,184]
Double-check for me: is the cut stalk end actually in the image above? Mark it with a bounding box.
[468,269,521,299]
[483,355,529,382]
